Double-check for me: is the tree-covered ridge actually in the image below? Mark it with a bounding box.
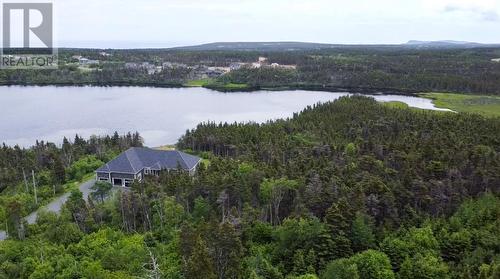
[0,96,499,278]
[1,47,500,94]
[179,97,500,222]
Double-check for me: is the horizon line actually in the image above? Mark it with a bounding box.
[34,40,500,50]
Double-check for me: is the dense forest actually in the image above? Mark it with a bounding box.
[1,46,500,94]
[0,96,499,278]
[0,132,142,230]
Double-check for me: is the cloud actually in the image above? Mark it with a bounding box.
[442,4,499,21]
[47,0,500,46]
[443,5,461,13]
[480,10,499,21]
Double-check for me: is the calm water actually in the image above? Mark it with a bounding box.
[0,86,450,147]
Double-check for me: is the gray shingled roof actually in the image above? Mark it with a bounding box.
[96,147,201,174]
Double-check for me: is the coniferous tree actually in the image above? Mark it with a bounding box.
[185,236,217,279]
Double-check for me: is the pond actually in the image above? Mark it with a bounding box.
[0,86,450,147]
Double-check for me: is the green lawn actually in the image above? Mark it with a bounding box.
[222,83,249,89]
[184,79,213,87]
[77,66,96,72]
[155,145,176,151]
[184,80,250,90]
[420,93,500,117]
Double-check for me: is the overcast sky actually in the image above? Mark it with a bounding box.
[49,0,500,47]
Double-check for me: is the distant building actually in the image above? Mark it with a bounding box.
[141,62,157,75]
[163,62,189,69]
[279,64,297,70]
[78,57,99,66]
[125,62,140,69]
[229,62,246,70]
[251,62,262,69]
[95,147,201,187]
[191,65,226,79]
[209,66,230,74]
[125,62,159,75]
[99,51,111,57]
[231,59,297,70]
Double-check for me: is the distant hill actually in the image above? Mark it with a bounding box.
[172,42,347,51]
[404,40,496,48]
[406,40,479,45]
[172,41,499,51]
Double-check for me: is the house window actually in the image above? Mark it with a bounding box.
[113,178,123,186]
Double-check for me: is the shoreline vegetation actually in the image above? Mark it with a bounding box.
[420,92,500,117]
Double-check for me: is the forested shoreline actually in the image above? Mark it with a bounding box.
[1,96,499,278]
[1,46,500,95]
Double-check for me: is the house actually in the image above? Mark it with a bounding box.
[209,66,230,74]
[78,57,99,66]
[191,65,226,79]
[251,62,262,69]
[163,62,189,69]
[243,57,296,70]
[95,147,202,187]
[125,62,140,69]
[125,62,159,75]
[270,63,297,70]
[141,62,158,75]
[280,65,297,70]
[229,62,246,71]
